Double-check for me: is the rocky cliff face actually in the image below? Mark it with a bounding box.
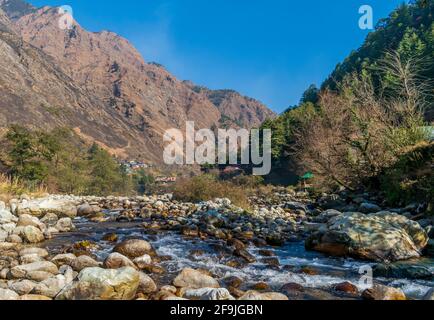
[0,1,275,163]
[0,7,150,159]
[184,83,275,128]
[0,0,34,20]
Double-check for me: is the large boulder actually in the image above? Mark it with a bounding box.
[56,267,140,300]
[306,212,429,262]
[16,198,77,218]
[173,268,220,289]
[113,239,153,259]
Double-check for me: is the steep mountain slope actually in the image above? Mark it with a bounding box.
[0,0,34,21]
[185,82,275,128]
[0,1,274,164]
[0,7,166,162]
[0,1,274,163]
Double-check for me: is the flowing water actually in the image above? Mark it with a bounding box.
[43,213,434,300]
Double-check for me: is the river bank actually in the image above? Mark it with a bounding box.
[0,189,433,300]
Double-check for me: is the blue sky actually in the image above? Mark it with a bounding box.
[29,0,406,113]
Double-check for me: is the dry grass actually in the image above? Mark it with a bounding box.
[173,174,251,209]
[0,174,47,202]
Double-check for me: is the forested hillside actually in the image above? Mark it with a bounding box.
[323,0,433,95]
[262,0,433,207]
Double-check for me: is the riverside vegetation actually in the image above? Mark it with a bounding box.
[0,0,433,301]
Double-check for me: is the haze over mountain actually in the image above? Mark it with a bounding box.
[0,0,275,163]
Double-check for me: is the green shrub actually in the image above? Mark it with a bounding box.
[380,142,434,212]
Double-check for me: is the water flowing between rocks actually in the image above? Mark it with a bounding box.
[42,210,434,300]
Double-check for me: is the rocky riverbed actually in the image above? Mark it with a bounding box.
[0,190,433,300]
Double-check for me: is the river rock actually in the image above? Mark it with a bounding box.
[16,198,77,218]
[306,212,429,262]
[333,282,359,295]
[40,213,58,226]
[17,214,45,230]
[313,209,343,223]
[239,290,289,300]
[1,222,17,234]
[113,239,153,259]
[10,261,58,279]
[8,279,37,295]
[281,282,305,295]
[56,267,140,300]
[0,288,19,300]
[103,253,136,269]
[77,203,101,217]
[7,234,22,243]
[55,218,75,232]
[20,226,45,243]
[137,272,157,294]
[362,284,406,300]
[359,203,382,213]
[70,255,100,272]
[234,249,256,263]
[26,271,54,282]
[183,288,235,300]
[0,230,7,242]
[423,288,434,300]
[102,233,118,242]
[18,294,52,300]
[19,247,48,258]
[51,254,77,267]
[0,208,17,224]
[223,276,243,288]
[20,253,44,264]
[424,239,434,257]
[173,268,220,289]
[33,266,74,298]
[133,255,152,268]
[373,263,433,280]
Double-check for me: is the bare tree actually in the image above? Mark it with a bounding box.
[295,51,428,191]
